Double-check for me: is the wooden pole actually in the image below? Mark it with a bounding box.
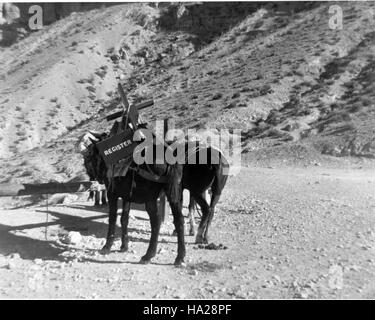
[0,181,93,197]
[105,100,154,121]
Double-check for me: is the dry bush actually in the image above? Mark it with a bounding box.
[47,110,57,117]
[212,93,223,100]
[361,97,372,107]
[86,85,96,93]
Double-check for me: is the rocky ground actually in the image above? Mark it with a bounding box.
[1,160,375,299]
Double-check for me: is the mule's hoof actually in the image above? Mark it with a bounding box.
[94,203,100,207]
[195,236,207,244]
[99,246,111,255]
[140,256,151,264]
[174,259,186,267]
[172,230,177,236]
[119,245,128,253]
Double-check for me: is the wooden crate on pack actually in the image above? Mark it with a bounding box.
[96,129,138,166]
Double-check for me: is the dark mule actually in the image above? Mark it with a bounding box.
[82,132,186,266]
[180,153,228,244]
[80,132,229,265]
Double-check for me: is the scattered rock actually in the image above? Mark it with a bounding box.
[61,231,83,245]
[188,269,199,276]
[4,261,17,270]
[328,265,344,290]
[272,275,281,283]
[196,243,228,250]
[62,194,79,205]
[294,291,309,299]
[8,253,21,260]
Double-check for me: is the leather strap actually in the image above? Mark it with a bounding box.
[129,166,169,183]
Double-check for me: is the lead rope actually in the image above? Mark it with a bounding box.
[194,202,202,218]
[129,167,136,198]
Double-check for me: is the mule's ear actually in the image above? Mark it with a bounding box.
[88,137,98,143]
[89,131,102,140]
[87,132,100,142]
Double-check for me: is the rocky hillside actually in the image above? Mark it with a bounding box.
[0,2,375,184]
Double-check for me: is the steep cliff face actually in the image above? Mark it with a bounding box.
[1,2,319,39]
[158,2,261,43]
[158,2,318,44]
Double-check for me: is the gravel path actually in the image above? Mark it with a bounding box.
[0,166,375,299]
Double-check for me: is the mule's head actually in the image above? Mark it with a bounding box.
[77,131,108,184]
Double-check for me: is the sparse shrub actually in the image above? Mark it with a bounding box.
[225,102,237,109]
[86,86,96,93]
[19,170,33,177]
[362,97,372,107]
[95,69,106,79]
[86,76,95,85]
[212,93,223,100]
[241,87,251,93]
[259,84,273,95]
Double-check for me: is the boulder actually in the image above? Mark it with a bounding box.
[62,231,83,245]
[2,3,20,24]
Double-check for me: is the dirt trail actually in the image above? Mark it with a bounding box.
[1,165,374,299]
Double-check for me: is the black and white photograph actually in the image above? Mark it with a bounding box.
[0,0,375,303]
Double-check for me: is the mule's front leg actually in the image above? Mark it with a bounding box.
[100,194,118,254]
[140,201,161,264]
[120,201,131,252]
[188,196,196,236]
[94,191,100,206]
[101,189,107,206]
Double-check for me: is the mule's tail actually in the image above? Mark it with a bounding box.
[211,152,230,197]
